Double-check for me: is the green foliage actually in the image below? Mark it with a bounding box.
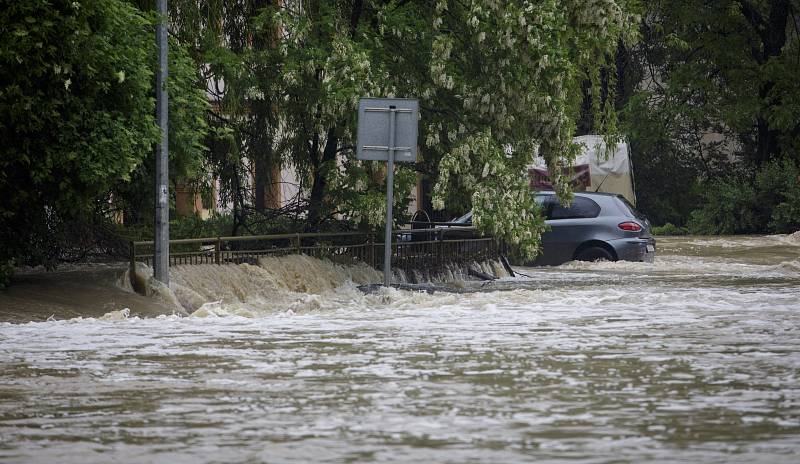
[0,0,156,209]
[171,0,638,245]
[651,223,689,236]
[1,0,156,265]
[688,178,759,235]
[327,159,418,229]
[111,32,210,225]
[422,0,638,256]
[425,0,640,201]
[0,0,208,266]
[246,0,423,228]
[169,214,234,240]
[625,0,800,230]
[757,159,800,233]
[623,93,704,227]
[435,131,547,258]
[688,159,800,234]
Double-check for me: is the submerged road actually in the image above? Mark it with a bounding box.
[1,234,799,463]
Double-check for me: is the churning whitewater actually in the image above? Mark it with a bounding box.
[1,234,799,463]
[121,254,512,318]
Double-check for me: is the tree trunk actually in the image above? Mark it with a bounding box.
[251,0,280,212]
[306,128,338,230]
[303,0,362,230]
[740,0,790,165]
[254,156,278,212]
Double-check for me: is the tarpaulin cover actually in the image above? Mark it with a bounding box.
[528,135,636,205]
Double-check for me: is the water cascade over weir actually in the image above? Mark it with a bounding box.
[123,254,512,317]
[117,231,800,317]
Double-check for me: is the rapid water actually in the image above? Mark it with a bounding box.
[1,234,799,463]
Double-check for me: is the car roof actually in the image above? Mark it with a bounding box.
[534,190,622,198]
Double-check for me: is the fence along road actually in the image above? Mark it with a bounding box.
[130,228,505,285]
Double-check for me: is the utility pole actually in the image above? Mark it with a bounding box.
[154,0,169,285]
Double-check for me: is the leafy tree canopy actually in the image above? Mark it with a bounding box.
[623,0,799,228]
[172,0,639,256]
[0,0,207,265]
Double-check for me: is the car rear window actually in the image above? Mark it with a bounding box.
[614,196,645,220]
[536,194,601,220]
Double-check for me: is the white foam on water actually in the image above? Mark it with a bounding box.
[2,236,800,462]
[682,232,800,249]
[99,308,130,321]
[120,262,189,315]
[102,240,800,320]
[541,254,800,280]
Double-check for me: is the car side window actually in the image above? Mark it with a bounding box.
[534,195,557,220]
[550,197,601,220]
[453,212,473,225]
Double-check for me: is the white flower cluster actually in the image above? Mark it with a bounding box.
[431,131,547,258]
[261,0,637,236]
[430,35,455,90]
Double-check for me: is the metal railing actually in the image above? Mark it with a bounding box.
[130,227,501,275]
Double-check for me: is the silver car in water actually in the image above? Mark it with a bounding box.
[530,191,655,265]
[452,191,656,265]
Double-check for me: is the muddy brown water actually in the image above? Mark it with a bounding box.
[1,235,799,463]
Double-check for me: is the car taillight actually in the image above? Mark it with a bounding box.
[618,221,642,232]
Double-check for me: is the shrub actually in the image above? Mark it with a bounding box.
[688,159,800,235]
[688,176,759,234]
[652,223,689,236]
[169,213,235,239]
[757,159,800,233]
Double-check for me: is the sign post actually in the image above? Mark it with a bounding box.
[154,0,169,285]
[356,98,419,286]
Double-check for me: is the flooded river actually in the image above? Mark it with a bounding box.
[1,235,799,463]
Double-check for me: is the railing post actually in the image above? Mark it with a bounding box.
[215,237,221,265]
[367,233,375,269]
[129,241,136,288]
[438,229,444,267]
[294,233,301,255]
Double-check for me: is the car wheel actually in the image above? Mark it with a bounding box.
[575,246,614,262]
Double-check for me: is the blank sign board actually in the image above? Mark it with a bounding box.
[356,98,419,163]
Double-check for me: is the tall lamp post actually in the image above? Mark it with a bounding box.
[154,0,169,285]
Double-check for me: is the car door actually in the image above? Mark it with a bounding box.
[533,195,602,265]
[533,195,560,265]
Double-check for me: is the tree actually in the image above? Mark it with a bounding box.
[0,0,207,266]
[247,0,638,253]
[423,0,640,256]
[165,0,638,252]
[622,0,799,227]
[167,0,290,236]
[252,0,421,230]
[630,0,800,170]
